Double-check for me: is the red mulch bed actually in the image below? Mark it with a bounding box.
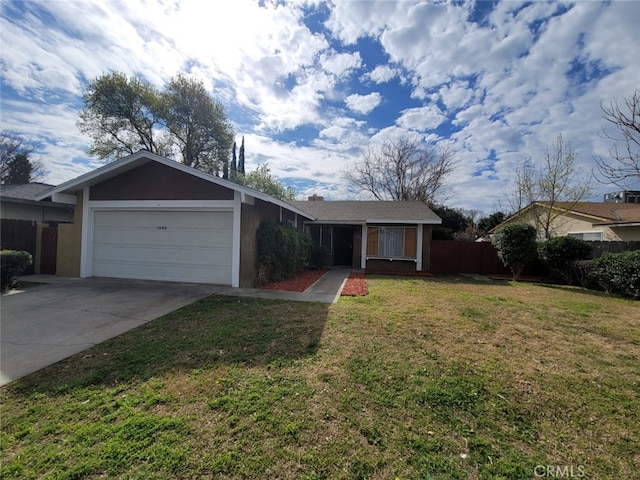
[260,269,328,292]
[341,271,368,296]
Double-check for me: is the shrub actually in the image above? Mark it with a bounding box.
[538,236,593,284]
[309,244,328,270]
[256,223,310,285]
[1,250,33,290]
[493,224,537,281]
[589,250,640,299]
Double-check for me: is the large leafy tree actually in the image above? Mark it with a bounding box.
[78,72,234,174]
[78,72,166,161]
[430,204,472,240]
[160,74,234,174]
[0,131,46,184]
[238,164,295,201]
[345,136,456,205]
[477,211,506,236]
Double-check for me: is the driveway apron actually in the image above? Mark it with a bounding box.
[1,277,222,387]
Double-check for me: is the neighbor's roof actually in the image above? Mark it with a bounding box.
[0,182,55,201]
[288,200,442,224]
[493,201,640,232]
[536,201,640,224]
[0,182,72,208]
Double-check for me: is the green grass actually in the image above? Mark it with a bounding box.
[1,276,639,479]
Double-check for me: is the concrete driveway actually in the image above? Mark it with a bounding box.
[1,277,222,387]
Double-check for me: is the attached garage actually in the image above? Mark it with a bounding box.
[36,151,314,287]
[92,210,233,284]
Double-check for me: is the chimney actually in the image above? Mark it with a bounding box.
[308,194,324,201]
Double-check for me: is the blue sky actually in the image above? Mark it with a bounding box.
[1,0,639,214]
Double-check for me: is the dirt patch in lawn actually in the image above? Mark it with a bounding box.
[260,269,328,292]
[341,271,368,296]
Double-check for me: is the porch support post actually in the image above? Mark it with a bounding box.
[416,224,423,271]
[360,223,367,269]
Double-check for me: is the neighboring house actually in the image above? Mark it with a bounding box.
[0,182,74,223]
[493,201,640,241]
[37,151,442,286]
[1,183,75,275]
[289,199,441,273]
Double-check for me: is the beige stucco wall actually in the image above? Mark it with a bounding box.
[55,192,82,277]
[505,207,622,240]
[612,225,640,241]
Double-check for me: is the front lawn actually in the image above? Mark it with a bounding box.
[1,276,638,479]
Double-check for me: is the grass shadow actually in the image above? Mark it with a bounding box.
[8,295,329,394]
[533,282,634,301]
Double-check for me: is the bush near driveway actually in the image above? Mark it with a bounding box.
[0,249,32,290]
[256,222,311,285]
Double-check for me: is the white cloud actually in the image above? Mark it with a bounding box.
[396,105,445,131]
[366,65,398,84]
[344,92,382,115]
[320,51,362,79]
[1,0,639,213]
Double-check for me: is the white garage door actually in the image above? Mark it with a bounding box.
[92,210,233,284]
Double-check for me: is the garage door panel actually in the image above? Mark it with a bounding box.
[92,245,232,266]
[93,261,230,284]
[94,227,233,249]
[95,210,233,230]
[92,210,234,284]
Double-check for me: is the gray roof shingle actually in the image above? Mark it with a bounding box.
[288,200,441,224]
[0,183,55,201]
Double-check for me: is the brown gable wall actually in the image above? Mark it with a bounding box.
[90,162,234,201]
[239,199,281,287]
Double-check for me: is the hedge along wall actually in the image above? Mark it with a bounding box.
[256,222,311,285]
[587,240,640,259]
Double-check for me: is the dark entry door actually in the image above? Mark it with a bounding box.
[333,227,354,266]
[40,227,58,275]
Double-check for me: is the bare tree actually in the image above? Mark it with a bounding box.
[0,131,46,184]
[345,136,456,204]
[502,134,592,239]
[595,89,640,188]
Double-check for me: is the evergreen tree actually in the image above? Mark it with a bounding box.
[2,154,32,184]
[230,142,237,179]
[238,136,245,175]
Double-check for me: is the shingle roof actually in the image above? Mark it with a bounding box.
[288,200,442,224]
[537,201,640,223]
[0,183,55,201]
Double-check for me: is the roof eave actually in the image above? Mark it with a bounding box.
[34,151,315,219]
[594,221,640,227]
[366,218,442,225]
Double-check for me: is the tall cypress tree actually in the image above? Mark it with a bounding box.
[238,136,245,175]
[230,141,237,179]
[222,155,229,179]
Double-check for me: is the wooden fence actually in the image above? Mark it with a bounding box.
[1,219,37,274]
[587,241,640,258]
[429,240,545,276]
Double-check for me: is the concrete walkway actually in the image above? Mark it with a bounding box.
[215,267,351,304]
[15,268,351,305]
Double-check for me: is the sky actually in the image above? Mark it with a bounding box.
[1,0,639,214]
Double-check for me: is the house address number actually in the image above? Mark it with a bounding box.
[157,225,168,230]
